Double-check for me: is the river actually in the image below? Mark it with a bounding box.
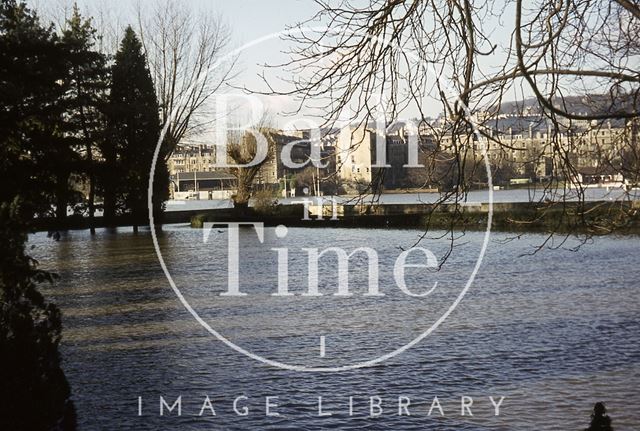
[164,186,640,212]
[31,224,640,430]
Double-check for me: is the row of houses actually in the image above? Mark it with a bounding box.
[167,130,337,199]
[167,113,637,199]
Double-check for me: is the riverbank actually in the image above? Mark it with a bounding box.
[33,190,640,235]
[187,200,640,235]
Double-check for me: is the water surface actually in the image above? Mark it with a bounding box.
[32,225,640,430]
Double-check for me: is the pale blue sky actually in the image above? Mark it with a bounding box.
[32,0,524,124]
[34,0,333,124]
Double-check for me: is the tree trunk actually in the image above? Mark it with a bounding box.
[55,173,68,223]
[103,187,116,226]
[132,204,141,233]
[86,143,96,235]
[101,150,117,226]
[88,180,96,234]
[233,201,250,218]
[232,174,252,217]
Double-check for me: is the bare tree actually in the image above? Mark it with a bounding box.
[136,0,236,157]
[262,0,639,242]
[226,121,277,214]
[34,0,124,55]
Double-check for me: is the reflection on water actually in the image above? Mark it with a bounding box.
[30,225,640,430]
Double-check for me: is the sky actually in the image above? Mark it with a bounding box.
[34,0,338,126]
[30,0,528,129]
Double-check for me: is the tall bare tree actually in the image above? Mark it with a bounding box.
[136,0,236,158]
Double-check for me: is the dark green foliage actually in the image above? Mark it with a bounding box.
[60,5,108,232]
[0,2,77,428]
[107,26,168,229]
[0,0,67,217]
[1,4,167,229]
[0,199,76,430]
[1,7,171,427]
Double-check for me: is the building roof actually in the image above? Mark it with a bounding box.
[176,171,236,181]
[578,166,620,176]
[485,115,550,134]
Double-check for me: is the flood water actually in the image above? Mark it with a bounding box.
[164,186,640,212]
[31,224,640,430]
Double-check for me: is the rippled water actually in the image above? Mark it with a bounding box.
[31,225,640,430]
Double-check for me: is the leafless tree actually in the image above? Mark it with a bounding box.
[34,0,124,55]
[226,120,277,213]
[261,0,639,244]
[136,0,236,158]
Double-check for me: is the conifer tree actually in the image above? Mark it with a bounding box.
[107,26,168,230]
[60,5,108,234]
[0,0,66,214]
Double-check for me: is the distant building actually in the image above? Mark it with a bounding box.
[166,104,635,196]
[335,123,433,191]
[168,131,336,199]
[573,166,625,188]
[254,130,304,186]
[167,144,216,177]
[336,126,376,186]
[256,129,337,195]
[437,113,631,182]
[173,171,237,200]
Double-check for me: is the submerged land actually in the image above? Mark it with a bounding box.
[34,195,640,236]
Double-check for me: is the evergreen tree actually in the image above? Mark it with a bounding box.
[60,5,108,234]
[0,0,76,429]
[0,0,66,214]
[107,26,168,230]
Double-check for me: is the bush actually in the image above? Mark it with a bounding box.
[252,189,279,215]
[0,199,76,430]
